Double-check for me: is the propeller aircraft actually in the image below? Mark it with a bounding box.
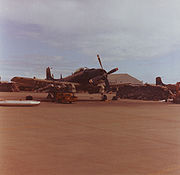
[11,55,118,101]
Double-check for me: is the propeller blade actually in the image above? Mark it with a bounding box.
[104,78,110,92]
[107,68,118,74]
[97,54,103,69]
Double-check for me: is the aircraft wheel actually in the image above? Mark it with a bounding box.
[101,95,107,101]
[112,96,118,100]
[26,95,33,100]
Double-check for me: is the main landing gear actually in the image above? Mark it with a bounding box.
[101,94,107,101]
[101,94,118,101]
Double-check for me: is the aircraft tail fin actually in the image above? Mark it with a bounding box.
[156,77,165,86]
[46,67,54,80]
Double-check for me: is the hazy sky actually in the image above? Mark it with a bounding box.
[1,0,180,83]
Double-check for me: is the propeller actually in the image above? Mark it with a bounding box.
[89,54,118,92]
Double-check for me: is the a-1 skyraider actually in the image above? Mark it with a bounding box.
[11,55,118,101]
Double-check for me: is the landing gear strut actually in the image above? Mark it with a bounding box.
[47,93,53,99]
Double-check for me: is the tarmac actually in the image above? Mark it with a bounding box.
[1,92,180,175]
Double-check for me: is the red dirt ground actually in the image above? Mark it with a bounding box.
[0,92,180,175]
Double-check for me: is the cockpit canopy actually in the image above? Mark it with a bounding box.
[73,67,88,74]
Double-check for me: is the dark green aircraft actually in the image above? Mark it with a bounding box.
[12,55,118,100]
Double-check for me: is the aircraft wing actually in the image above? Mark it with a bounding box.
[11,76,80,91]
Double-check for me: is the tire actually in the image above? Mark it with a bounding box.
[26,95,33,100]
[101,95,107,101]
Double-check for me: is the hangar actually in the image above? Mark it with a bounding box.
[108,73,143,85]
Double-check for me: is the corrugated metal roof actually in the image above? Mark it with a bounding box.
[108,74,143,85]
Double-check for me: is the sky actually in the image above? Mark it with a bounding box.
[0,0,180,84]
